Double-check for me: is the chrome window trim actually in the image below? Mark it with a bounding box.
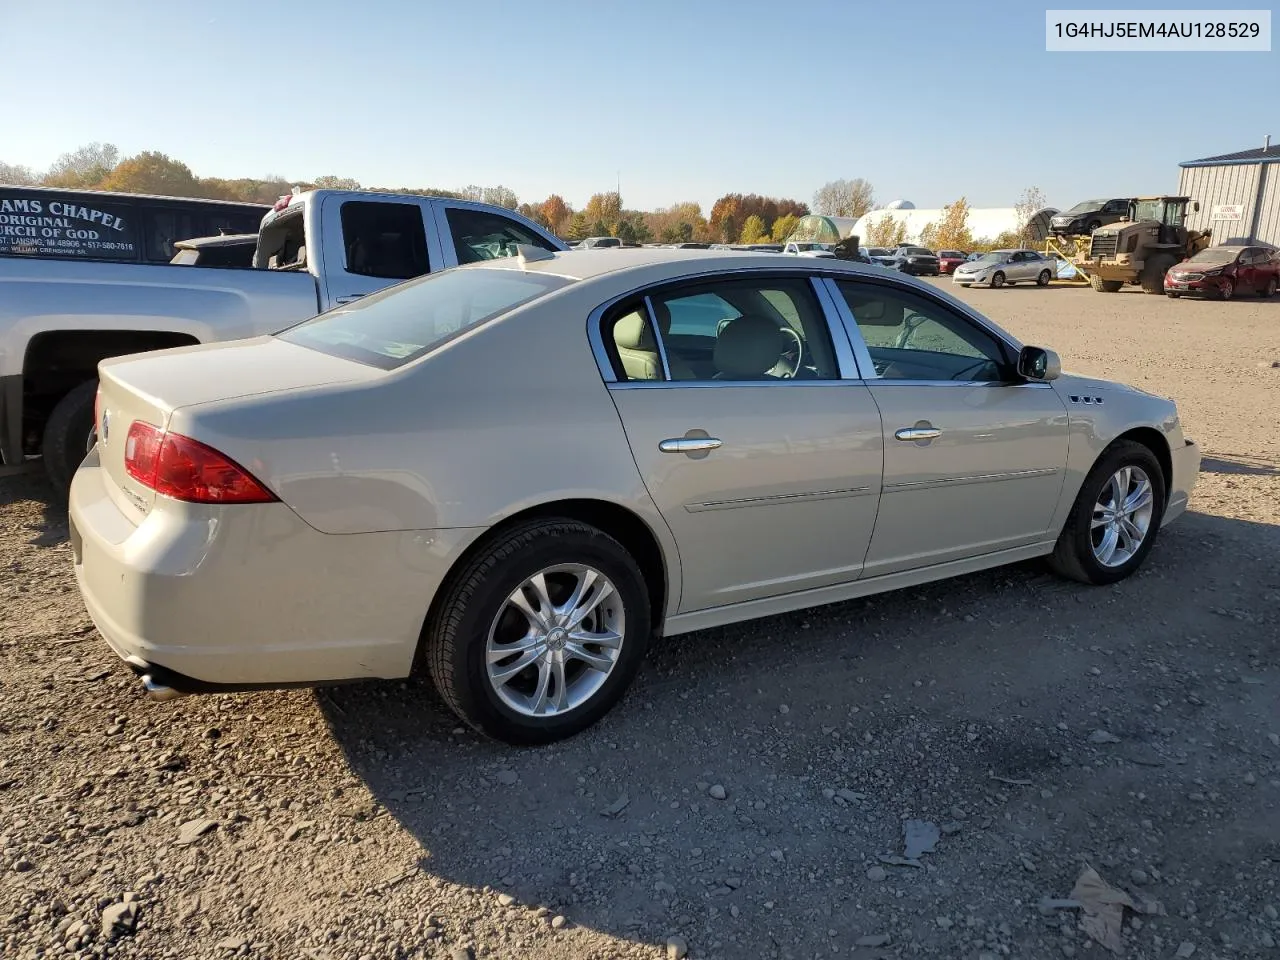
[642,295,672,381]
[817,277,876,379]
[586,265,863,385]
[585,262,1032,387]
[808,276,862,380]
[607,379,875,391]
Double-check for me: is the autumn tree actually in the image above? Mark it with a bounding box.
[614,213,652,245]
[865,212,907,248]
[921,197,973,250]
[771,213,800,242]
[311,175,362,190]
[812,178,875,219]
[583,192,623,232]
[739,215,768,244]
[1015,185,1049,243]
[539,194,571,235]
[565,211,592,241]
[645,202,706,244]
[97,152,200,196]
[0,161,38,185]
[42,142,120,188]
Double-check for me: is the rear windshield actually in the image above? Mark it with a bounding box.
[278,267,570,370]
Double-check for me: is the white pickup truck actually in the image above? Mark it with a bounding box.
[0,189,566,490]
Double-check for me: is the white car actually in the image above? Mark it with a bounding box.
[953,249,1055,288]
[70,248,1200,744]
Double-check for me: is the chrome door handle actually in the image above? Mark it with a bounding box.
[659,437,723,453]
[335,294,366,304]
[895,426,941,442]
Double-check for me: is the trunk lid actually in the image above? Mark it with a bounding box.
[94,337,380,517]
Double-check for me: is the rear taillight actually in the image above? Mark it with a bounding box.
[123,422,276,504]
[93,388,103,441]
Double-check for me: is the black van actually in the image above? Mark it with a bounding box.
[0,186,268,264]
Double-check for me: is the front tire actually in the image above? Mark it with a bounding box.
[1090,275,1123,293]
[1219,279,1234,301]
[1140,253,1177,295]
[42,380,98,496]
[424,519,651,745]
[1049,441,1166,585]
[991,271,1006,288]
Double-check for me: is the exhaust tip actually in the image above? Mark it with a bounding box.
[141,674,187,702]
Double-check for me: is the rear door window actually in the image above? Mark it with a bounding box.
[340,201,430,279]
[445,207,559,264]
[0,192,139,260]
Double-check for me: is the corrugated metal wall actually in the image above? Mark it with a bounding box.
[1254,165,1280,247]
[1177,164,1263,244]
[1177,161,1280,245]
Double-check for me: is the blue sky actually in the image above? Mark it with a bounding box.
[5,0,1275,213]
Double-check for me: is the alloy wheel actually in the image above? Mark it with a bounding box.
[485,564,625,717]
[1091,466,1155,568]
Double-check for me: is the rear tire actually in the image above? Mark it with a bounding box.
[1037,269,1051,286]
[1140,253,1177,295]
[1090,275,1123,293]
[1261,276,1278,298]
[424,518,651,745]
[1049,440,1166,586]
[42,380,98,497]
[1086,219,1102,234]
[991,271,1006,288]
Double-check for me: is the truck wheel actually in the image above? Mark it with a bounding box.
[1260,276,1277,298]
[1166,292,1180,299]
[42,380,98,496]
[1140,253,1177,295]
[1089,275,1123,293]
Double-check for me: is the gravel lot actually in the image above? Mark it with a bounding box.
[2,281,1277,960]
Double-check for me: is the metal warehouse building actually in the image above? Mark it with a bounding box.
[1178,139,1280,247]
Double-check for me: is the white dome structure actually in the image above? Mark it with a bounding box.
[851,205,1060,247]
[884,199,916,210]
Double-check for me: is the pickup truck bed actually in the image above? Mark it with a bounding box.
[0,189,565,491]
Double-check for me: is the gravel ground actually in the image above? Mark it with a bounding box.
[1,282,1277,960]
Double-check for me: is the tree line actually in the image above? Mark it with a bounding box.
[1,144,1043,250]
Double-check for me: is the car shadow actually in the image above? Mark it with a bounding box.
[1200,454,1280,476]
[0,465,68,546]
[314,508,1280,955]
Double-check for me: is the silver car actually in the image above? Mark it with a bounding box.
[953,249,1055,288]
[70,248,1200,744]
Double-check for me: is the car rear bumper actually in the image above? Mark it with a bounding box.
[68,449,478,690]
[1163,437,1200,527]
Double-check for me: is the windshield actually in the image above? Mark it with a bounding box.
[1066,200,1107,214]
[1132,200,1163,222]
[278,268,570,369]
[974,251,1010,262]
[903,247,933,256]
[1188,247,1243,265]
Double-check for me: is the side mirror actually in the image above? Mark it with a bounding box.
[1018,345,1061,382]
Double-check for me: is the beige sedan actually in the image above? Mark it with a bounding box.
[69,247,1200,744]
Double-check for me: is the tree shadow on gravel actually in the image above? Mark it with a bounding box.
[317,509,1279,957]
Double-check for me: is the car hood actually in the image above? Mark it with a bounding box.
[956,260,998,272]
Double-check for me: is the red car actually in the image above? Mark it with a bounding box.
[1165,244,1280,300]
[936,249,968,274]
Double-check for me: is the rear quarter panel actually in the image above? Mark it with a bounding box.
[166,280,683,606]
[0,258,320,378]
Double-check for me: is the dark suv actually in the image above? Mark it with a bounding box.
[1050,199,1132,238]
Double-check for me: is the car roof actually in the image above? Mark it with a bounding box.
[461,246,885,282]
